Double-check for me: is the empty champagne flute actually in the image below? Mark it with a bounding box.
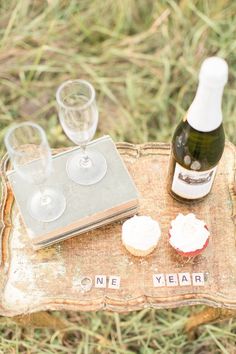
[4,122,66,222]
[56,79,107,185]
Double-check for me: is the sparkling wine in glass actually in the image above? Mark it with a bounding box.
[5,122,66,222]
[56,79,107,185]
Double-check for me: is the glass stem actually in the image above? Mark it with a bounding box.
[79,144,92,168]
[38,185,51,206]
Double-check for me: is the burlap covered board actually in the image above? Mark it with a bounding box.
[0,142,236,316]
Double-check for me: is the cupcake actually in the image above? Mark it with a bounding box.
[122,215,161,257]
[169,213,210,257]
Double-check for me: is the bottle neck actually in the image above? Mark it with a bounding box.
[187,82,224,132]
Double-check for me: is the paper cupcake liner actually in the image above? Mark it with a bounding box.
[168,226,209,257]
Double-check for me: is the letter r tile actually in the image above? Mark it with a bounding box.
[192,273,205,286]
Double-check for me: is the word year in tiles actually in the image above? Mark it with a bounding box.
[153,272,205,287]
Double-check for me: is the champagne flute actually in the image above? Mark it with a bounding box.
[56,79,107,185]
[4,122,66,222]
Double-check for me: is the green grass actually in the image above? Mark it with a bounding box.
[1,308,236,353]
[1,0,236,352]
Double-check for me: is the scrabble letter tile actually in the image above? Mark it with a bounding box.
[108,276,120,289]
[178,273,191,286]
[153,274,166,287]
[166,273,178,286]
[95,275,107,288]
[192,273,205,286]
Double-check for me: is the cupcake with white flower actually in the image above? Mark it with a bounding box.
[169,213,210,257]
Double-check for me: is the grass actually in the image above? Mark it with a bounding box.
[0,0,236,352]
[1,308,236,353]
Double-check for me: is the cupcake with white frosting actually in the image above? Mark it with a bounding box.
[122,215,161,257]
[169,213,210,257]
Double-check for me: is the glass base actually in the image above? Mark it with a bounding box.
[66,150,107,185]
[27,188,66,222]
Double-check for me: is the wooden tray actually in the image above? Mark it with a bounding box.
[0,142,236,316]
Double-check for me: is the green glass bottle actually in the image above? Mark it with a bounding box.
[168,57,228,202]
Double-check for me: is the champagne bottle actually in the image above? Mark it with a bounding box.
[168,57,228,202]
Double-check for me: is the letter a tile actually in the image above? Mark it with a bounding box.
[178,273,191,286]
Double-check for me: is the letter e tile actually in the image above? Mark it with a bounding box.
[166,274,178,286]
[108,276,120,289]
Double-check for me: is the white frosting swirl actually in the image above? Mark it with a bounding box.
[169,213,209,252]
[122,215,161,251]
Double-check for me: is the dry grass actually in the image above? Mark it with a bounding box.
[1,308,236,353]
[1,0,236,353]
[1,0,236,152]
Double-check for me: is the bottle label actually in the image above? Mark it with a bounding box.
[171,163,217,199]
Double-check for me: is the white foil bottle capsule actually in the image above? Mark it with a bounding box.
[187,57,228,132]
